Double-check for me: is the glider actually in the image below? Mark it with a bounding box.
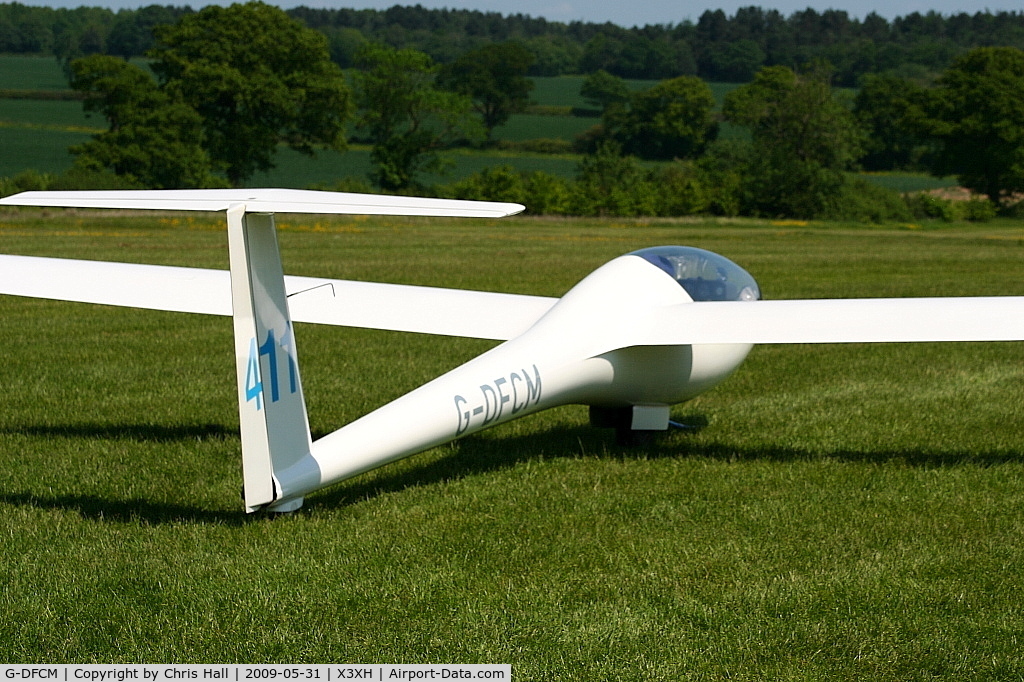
[0,189,1021,512]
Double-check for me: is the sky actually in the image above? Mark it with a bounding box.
[31,0,1024,26]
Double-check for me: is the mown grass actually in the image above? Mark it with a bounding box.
[0,212,1022,676]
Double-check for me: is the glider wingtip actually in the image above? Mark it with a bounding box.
[0,190,38,205]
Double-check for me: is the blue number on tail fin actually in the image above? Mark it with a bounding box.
[245,327,299,410]
[245,337,263,410]
[280,322,298,395]
[259,329,279,403]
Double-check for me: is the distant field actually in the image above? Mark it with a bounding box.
[0,54,70,90]
[0,127,89,176]
[0,213,1021,675]
[530,75,661,108]
[0,97,98,128]
[0,57,100,178]
[0,56,955,197]
[0,58,596,183]
[530,75,590,107]
[493,112,594,142]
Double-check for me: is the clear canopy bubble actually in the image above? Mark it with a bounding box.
[631,246,761,302]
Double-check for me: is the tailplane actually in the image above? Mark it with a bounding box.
[227,206,313,512]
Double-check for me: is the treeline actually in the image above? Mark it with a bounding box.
[2,2,1024,84]
[438,50,1021,223]
[3,3,1024,223]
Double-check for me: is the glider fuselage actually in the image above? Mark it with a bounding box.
[1,189,1020,513]
[273,253,754,508]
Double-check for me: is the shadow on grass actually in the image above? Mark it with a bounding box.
[5,422,236,442]
[0,491,247,526]
[1,421,246,525]
[3,416,1020,522]
[307,414,1023,510]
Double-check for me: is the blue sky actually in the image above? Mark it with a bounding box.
[31,0,1024,26]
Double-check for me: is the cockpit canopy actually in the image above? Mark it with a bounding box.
[631,246,761,302]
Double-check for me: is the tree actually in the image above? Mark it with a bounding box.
[438,41,534,139]
[68,55,217,188]
[924,47,1024,204]
[580,32,626,75]
[572,141,658,216]
[854,73,931,171]
[705,39,765,82]
[354,44,482,190]
[619,76,718,160]
[71,54,157,131]
[578,74,718,161]
[580,69,630,115]
[723,64,865,217]
[521,35,582,77]
[106,6,182,59]
[149,2,352,186]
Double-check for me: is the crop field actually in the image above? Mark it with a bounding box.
[529,75,663,108]
[0,57,952,195]
[0,62,595,185]
[0,98,94,128]
[494,112,595,142]
[0,210,1022,677]
[0,55,71,91]
[0,127,88,176]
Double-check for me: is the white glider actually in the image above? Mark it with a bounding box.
[0,188,1021,512]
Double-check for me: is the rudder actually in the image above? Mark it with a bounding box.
[227,205,313,512]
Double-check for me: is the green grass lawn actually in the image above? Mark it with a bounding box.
[0,212,1021,676]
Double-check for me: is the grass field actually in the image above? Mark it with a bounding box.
[0,55,71,91]
[494,112,595,142]
[0,57,598,184]
[0,211,1022,676]
[0,57,948,195]
[0,127,90,176]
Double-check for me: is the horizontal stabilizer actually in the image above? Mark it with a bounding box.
[0,255,555,341]
[0,188,525,218]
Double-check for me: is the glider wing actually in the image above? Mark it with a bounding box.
[0,189,539,338]
[633,297,1024,346]
[0,255,556,341]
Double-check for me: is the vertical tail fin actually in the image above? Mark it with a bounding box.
[227,205,313,512]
